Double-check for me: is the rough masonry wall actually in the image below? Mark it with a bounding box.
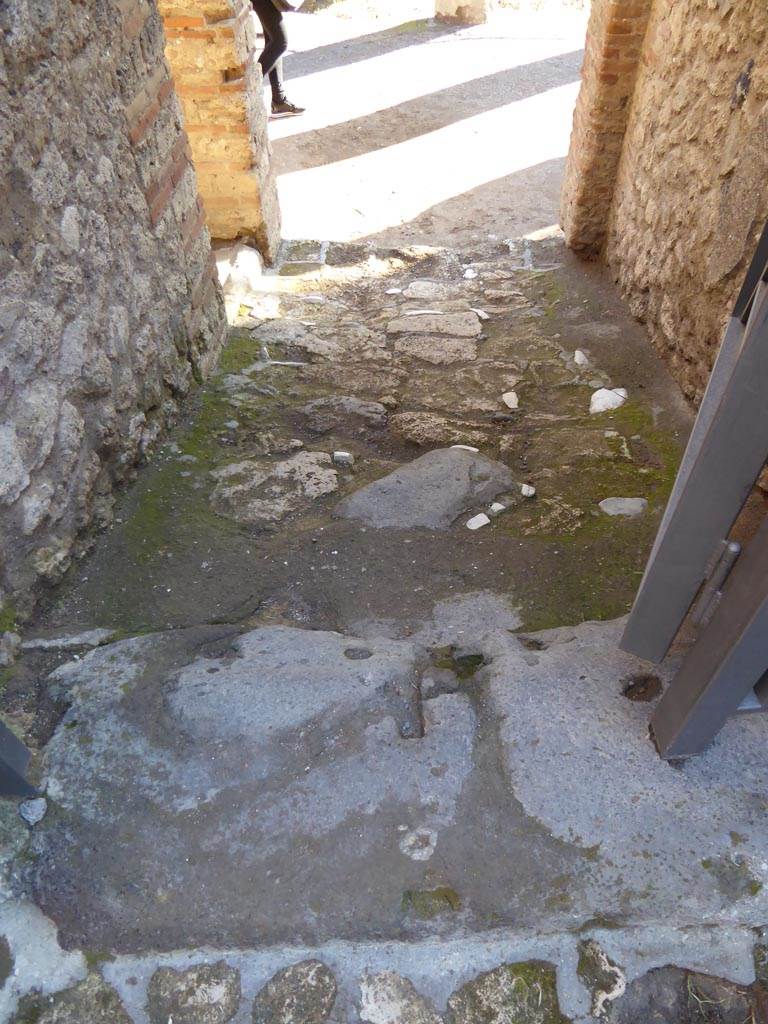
[0,0,226,618]
[604,0,768,402]
[159,0,281,261]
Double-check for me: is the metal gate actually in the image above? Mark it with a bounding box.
[620,222,768,759]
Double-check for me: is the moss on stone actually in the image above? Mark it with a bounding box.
[401,886,461,919]
[500,400,684,631]
[0,604,17,633]
[431,646,486,680]
[446,961,569,1024]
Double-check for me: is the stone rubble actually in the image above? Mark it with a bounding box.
[590,387,628,414]
[19,798,47,827]
[598,497,648,517]
[445,962,566,1024]
[252,961,337,1024]
[147,961,241,1024]
[0,633,21,668]
[359,971,442,1024]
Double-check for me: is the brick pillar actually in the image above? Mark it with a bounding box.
[435,0,494,23]
[560,0,652,258]
[158,0,281,263]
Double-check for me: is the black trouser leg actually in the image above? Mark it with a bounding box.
[251,0,288,103]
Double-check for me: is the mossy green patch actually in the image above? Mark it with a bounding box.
[430,646,486,680]
[0,603,17,633]
[83,949,116,970]
[9,992,46,1024]
[701,854,763,900]
[500,400,684,630]
[402,886,461,919]
[217,329,263,375]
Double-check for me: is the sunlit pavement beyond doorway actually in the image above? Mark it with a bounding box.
[269,3,589,246]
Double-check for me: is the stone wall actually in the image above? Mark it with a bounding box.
[605,0,768,403]
[563,0,768,404]
[0,0,227,619]
[158,0,281,260]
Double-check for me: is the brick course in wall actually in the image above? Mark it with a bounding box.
[560,0,652,257]
[158,0,281,260]
[0,0,226,617]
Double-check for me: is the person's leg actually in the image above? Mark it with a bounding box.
[251,0,288,88]
[251,0,304,114]
[268,61,286,105]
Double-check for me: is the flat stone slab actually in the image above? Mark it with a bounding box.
[402,281,452,301]
[389,413,490,448]
[34,626,476,951]
[488,617,768,927]
[211,452,338,526]
[387,312,482,338]
[335,448,514,529]
[393,335,478,364]
[299,397,387,434]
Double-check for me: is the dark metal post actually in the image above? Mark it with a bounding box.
[651,513,768,759]
[0,721,37,798]
[621,254,768,663]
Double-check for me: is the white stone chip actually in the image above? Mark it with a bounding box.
[463,268,478,279]
[489,502,506,516]
[333,451,355,467]
[599,497,648,517]
[385,287,402,295]
[501,391,519,410]
[470,308,490,320]
[403,309,445,316]
[466,513,491,530]
[574,349,589,366]
[19,798,47,827]
[521,484,536,498]
[22,628,116,652]
[590,387,628,414]
[398,827,438,861]
[450,444,479,452]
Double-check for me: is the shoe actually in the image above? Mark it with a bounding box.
[271,99,305,116]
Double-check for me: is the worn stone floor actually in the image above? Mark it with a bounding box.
[4,232,768,1024]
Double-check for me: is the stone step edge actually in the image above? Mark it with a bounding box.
[99,921,758,1023]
